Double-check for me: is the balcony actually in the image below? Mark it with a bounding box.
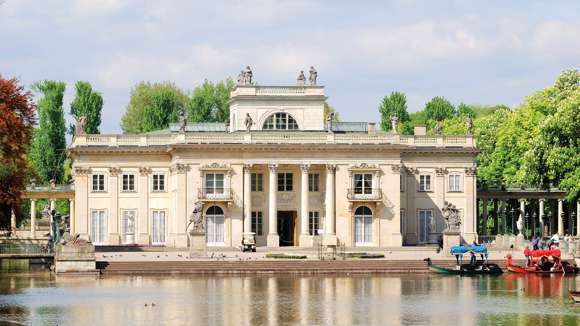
[347,188,382,201]
[198,188,233,202]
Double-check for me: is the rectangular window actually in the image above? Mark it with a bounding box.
[91,174,105,192]
[448,174,461,192]
[152,173,165,191]
[419,175,432,192]
[122,174,135,192]
[277,173,293,192]
[418,209,433,243]
[152,210,166,244]
[308,173,319,192]
[354,173,373,194]
[251,173,263,192]
[309,211,320,235]
[90,210,107,244]
[251,211,263,236]
[205,173,225,194]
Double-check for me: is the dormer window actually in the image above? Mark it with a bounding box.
[263,112,299,130]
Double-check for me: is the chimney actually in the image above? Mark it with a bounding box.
[414,125,427,136]
[367,122,376,134]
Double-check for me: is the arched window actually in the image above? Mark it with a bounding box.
[354,206,373,245]
[206,206,224,245]
[262,112,299,130]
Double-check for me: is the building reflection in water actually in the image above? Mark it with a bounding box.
[1,273,580,325]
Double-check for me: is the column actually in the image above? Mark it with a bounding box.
[299,164,311,247]
[557,199,564,235]
[435,168,446,234]
[243,164,252,235]
[170,164,189,247]
[267,164,279,247]
[517,199,525,240]
[108,167,120,245]
[539,199,545,236]
[10,209,16,231]
[482,198,488,236]
[69,199,75,235]
[49,199,55,211]
[138,167,151,244]
[493,199,498,235]
[463,167,477,243]
[49,199,55,238]
[576,201,580,237]
[30,199,36,237]
[324,164,337,245]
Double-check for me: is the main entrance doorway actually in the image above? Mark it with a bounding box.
[277,211,297,246]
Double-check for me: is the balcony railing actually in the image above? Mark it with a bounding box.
[198,188,233,201]
[347,188,382,201]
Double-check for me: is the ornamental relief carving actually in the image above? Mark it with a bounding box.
[435,168,448,176]
[391,164,402,174]
[139,167,153,176]
[404,167,418,175]
[73,167,92,176]
[171,163,191,174]
[348,163,378,170]
[465,167,477,176]
[200,162,229,170]
[108,167,122,176]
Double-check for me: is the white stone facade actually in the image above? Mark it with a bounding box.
[69,84,478,248]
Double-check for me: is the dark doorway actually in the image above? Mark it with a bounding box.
[277,211,296,246]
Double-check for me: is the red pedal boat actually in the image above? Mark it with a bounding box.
[506,249,578,274]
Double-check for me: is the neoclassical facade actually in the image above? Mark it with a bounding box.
[69,81,478,248]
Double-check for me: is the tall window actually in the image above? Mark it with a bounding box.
[121,210,136,244]
[419,175,432,192]
[206,206,225,245]
[262,112,299,130]
[122,174,135,192]
[152,210,166,244]
[251,211,263,235]
[354,173,373,194]
[92,174,105,191]
[90,210,107,244]
[308,173,319,192]
[278,173,293,191]
[309,211,320,235]
[251,173,263,192]
[205,173,224,194]
[354,206,373,245]
[448,174,461,192]
[152,173,165,191]
[418,209,433,243]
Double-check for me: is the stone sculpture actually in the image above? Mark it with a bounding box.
[435,122,442,136]
[75,116,86,136]
[179,110,187,132]
[308,66,317,85]
[442,201,462,231]
[297,70,306,86]
[244,66,253,85]
[244,113,254,131]
[390,114,399,134]
[188,201,205,234]
[326,112,335,132]
[466,113,473,135]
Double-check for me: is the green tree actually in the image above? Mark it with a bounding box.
[186,79,234,123]
[324,102,340,121]
[379,91,409,131]
[457,103,474,116]
[29,80,67,183]
[121,81,187,133]
[424,96,456,121]
[523,69,580,200]
[69,81,103,135]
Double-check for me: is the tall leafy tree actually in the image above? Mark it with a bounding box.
[379,91,409,131]
[323,101,340,121]
[121,81,187,133]
[424,96,456,121]
[69,81,103,134]
[187,79,234,123]
[0,75,36,226]
[29,80,67,184]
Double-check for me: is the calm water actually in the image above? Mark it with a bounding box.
[1,273,580,326]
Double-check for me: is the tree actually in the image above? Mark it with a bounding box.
[69,81,103,134]
[0,75,36,226]
[523,69,580,200]
[457,103,474,116]
[121,81,187,133]
[424,96,456,121]
[323,101,340,122]
[187,79,234,123]
[379,91,409,131]
[29,80,67,184]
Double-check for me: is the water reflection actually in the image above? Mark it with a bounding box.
[0,273,579,325]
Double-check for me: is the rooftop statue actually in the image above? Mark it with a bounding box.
[75,116,86,136]
[244,66,253,85]
[390,114,399,134]
[297,70,306,86]
[179,110,187,132]
[326,112,335,133]
[442,201,462,231]
[244,113,254,132]
[466,113,473,135]
[435,121,442,136]
[308,66,318,85]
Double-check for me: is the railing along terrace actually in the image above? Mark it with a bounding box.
[73,133,475,148]
[231,85,325,97]
[198,188,233,201]
[25,184,75,192]
[0,243,52,255]
[346,188,382,201]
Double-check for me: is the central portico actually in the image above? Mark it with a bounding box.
[69,69,478,249]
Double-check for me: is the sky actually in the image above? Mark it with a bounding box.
[1,0,579,133]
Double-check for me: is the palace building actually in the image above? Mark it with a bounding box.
[69,71,478,248]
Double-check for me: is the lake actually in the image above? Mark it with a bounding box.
[0,273,579,325]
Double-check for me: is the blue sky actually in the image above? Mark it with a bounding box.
[1,0,579,133]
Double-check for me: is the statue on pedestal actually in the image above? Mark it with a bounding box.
[435,122,442,136]
[244,113,254,132]
[466,113,473,135]
[308,66,318,85]
[297,70,306,86]
[178,109,187,132]
[75,116,87,136]
[243,66,253,85]
[390,114,399,134]
[188,201,205,234]
[442,201,462,232]
[326,112,335,133]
